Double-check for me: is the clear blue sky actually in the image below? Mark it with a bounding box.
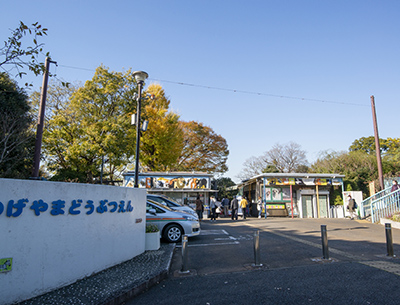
[2,1,399,182]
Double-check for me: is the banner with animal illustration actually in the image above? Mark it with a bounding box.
[125,175,210,189]
[265,177,343,187]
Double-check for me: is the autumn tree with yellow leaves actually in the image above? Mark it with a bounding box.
[139,84,184,172]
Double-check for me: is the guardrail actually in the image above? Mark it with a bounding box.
[360,186,392,219]
[370,189,400,223]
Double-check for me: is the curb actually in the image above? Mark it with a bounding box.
[101,244,175,305]
[380,218,400,230]
[17,244,176,305]
[101,269,169,305]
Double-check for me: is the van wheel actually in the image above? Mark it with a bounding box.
[163,224,183,243]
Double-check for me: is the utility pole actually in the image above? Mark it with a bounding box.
[32,57,57,178]
[371,95,384,190]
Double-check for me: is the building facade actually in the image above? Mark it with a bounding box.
[237,173,345,218]
[123,171,217,209]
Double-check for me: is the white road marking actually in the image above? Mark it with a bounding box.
[200,229,229,235]
[175,229,240,247]
[176,241,240,248]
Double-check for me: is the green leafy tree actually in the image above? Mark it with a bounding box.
[0,72,34,178]
[1,21,49,82]
[140,84,184,171]
[29,80,79,179]
[172,121,229,175]
[385,138,400,152]
[263,165,279,173]
[43,66,138,183]
[214,177,236,199]
[349,136,389,154]
[311,150,378,196]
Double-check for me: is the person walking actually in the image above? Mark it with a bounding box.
[230,197,238,221]
[222,197,230,217]
[210,196,217,222]
[347,195,357,220]
[391,180,400,207]
[195,195,204,221]
[391,180,400,192]
[240,197,248,220]
[257,196,263,218]
[246,200,251,217]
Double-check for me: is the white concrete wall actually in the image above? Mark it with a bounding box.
[0,179,146,305]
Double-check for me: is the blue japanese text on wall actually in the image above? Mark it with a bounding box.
[0,198,134,218]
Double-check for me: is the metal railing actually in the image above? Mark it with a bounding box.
[360,186,393,219]
[370,189,400,223]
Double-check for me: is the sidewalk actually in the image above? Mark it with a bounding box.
[17,243,175,305]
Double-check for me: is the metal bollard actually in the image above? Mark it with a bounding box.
[385,223,394,257]
[181,235,189,273]
[321,225,329,260]
[253,230,262,266]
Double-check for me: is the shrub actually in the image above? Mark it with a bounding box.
[146,224,159,233]
[391,212,400,222]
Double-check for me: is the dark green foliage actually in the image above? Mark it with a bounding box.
[49,168,90,183]
[263,164,279,173]
[214,177,236,200]
[0,72,35,178]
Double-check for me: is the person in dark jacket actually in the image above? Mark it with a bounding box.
[391,180,400,192]
[221,197,230,217]
[347,195,357,220]
[391,180,400,207]
[230,197,239,221]
[195,196,203,221]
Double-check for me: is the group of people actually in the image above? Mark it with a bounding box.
[230,196,268,221]
[195,195,228,222]
[194,195,269,222]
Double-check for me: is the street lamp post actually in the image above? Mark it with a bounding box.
[132,71,148,188]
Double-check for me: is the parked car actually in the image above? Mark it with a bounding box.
[146,199,200,243]
[147,194,198,219]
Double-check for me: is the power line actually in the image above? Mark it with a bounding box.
[58,64,95,72]
[55,64,368,107]
[150,78,368,107]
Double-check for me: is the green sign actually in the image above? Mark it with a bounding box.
[0,258,12,273]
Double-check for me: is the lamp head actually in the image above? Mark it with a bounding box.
[133,71,148,83]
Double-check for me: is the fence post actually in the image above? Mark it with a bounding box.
[181,235,189,273]
[321,225,329,260]
[371,202,375,223]
[385,223,394,257]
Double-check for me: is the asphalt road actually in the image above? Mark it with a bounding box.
[125,217,400,305]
